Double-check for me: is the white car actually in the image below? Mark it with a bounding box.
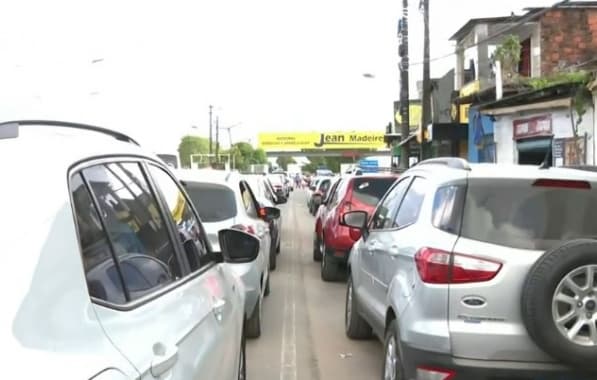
[176,169,278,338]
[1,120,258,379]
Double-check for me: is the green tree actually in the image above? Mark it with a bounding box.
[491,35,521,82]
[228,142,269,171]
[276,156,296,170]
[178,135,210,168]
[252,148,268,165]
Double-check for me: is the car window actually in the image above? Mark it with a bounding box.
[432,185,466,235]
[370,177,411,230]
[394,177,427,228]
[326,179,342,206]
[351,177,397,207]
[184,182,237,222]
[319,179,331,194]
[335,177,351,202]
[461,178,597,250]
[76,162,181,304]
[240,181,259,217]
[149,165,211,272]
[71,173,127,304]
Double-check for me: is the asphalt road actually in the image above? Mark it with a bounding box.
[247,189,383,380]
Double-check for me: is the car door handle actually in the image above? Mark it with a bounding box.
[212,298,227,322]
[389,245,399,256]
[151,343,178,377]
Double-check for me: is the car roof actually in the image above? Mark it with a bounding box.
[175,168,241,188]
[405,160,597,184]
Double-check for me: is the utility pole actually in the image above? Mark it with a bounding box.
[209,105,213,155]
[215,116,220,162]
[399,0,410,169]
[421,0,431,160]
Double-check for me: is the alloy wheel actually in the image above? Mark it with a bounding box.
[552,264,597,346]
[384,335,398,380]
[345,279,353,331]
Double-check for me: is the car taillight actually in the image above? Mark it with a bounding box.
[416,366,456,380]
[533,178,591,189]
[231,224,256,235]
[414,247,502,284]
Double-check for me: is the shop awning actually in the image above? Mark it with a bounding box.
[482,98,571,116]
[398,134,417,146]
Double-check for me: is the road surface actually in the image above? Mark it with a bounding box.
[247,189,383,380]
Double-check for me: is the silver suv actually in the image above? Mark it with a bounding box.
[343,157,597,380]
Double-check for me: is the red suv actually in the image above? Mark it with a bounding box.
[313,174,398,281]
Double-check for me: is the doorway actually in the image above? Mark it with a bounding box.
[517,138,552,165]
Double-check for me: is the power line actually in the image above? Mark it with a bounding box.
[408,0,571,67]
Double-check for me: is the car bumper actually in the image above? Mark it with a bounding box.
[226,263,261,317]
[323,249,350,265]
[400,343,595,380]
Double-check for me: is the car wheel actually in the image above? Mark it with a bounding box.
[245,295,263,339]
[321,243,339,282]
[522,239,597,369]
[238,332,246,380]
[269,247,277,271]
[264,275,271,297]
[382,319,405,380]
[345,274,373,339]
[313,234,323,261]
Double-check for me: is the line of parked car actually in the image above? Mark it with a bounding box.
[309,158,597,380]
[1,120,292,379]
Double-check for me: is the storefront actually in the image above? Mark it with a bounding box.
[487,110,593,166]
[478,83,595,166]
[513,115,553,165]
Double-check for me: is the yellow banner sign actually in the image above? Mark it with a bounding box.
[257,131,386,151]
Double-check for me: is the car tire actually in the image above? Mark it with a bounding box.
[321,244,339,282]
[269,247,277,271]
[382,319,406,380]
[245,296,262,339]
[521,239,597,369]
[313,234,323,262]
[264,275,271,297]
[345,275,373,339]
[238,331,246,380]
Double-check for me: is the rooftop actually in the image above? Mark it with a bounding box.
[449,16,519,41]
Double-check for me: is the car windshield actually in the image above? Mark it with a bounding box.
[184,182,237,222]
[351,177,396,207]
[461,178,597,251]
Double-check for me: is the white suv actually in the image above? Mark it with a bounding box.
[343,158,597,380]
[1,120,259,379]
[176,169,279,338]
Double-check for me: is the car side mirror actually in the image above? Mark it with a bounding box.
[275,195,288,205]
[340,211,368,230]
[218,229,260,264]
[259,206,281,222]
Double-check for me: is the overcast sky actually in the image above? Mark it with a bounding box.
[0,0,568,152]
